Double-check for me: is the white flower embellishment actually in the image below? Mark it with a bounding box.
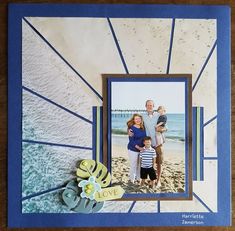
[78,176,101,200]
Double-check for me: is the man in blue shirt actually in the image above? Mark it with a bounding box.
[142,100,159,147]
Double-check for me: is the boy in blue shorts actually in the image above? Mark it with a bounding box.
[139,136,157,188]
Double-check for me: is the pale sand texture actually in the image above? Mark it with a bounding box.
[111,135,185,194]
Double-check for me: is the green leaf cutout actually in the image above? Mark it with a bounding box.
[62,188,80,209]
[62,180,80,209]
[62,180,104,213]
[73,198,104,213]
[76,159,111,187]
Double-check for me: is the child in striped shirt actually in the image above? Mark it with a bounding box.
[139,136,157,188]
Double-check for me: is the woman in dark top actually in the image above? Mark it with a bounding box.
[127,113,146,184]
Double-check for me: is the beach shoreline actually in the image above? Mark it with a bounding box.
[112,134,185,158]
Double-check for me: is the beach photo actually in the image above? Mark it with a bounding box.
[103,75,192,199]
[111,114,186,194]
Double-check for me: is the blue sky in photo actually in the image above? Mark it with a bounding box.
[111,81,185,113]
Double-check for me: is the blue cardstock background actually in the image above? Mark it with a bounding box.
[8,3,231,227]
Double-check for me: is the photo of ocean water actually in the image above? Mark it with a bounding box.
[112,112,185,142]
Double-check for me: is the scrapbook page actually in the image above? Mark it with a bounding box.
[8,4,231,227]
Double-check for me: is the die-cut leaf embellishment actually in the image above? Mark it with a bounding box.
[62,180,104,213]
[62,159,124,213]
[73,198,104,213]
[62,188,80,209]
[76,159,111,187]
[62,180,80,209]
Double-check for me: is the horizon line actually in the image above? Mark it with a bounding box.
[111,109,184,114]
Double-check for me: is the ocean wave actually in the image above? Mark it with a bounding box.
[112,129,127,135]
[165,136,185,142]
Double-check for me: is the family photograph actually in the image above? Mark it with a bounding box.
[111,81,186,194]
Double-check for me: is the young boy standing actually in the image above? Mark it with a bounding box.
[139,136,157,188]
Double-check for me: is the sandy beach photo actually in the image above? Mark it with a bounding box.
[106,79,188,196]
[111,134,185,194]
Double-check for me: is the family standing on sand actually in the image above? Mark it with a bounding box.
[127,100,167,188]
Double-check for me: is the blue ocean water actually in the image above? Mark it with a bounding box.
[112,113,185,142]
[22,115,91,213]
